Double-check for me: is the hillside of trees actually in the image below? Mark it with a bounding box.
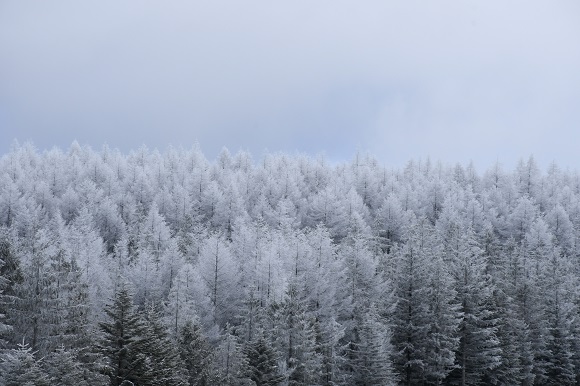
[2,142,580,385]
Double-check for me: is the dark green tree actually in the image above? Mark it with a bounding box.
[245,334,284,386]
[178,319,214,386]
[99,284,150,386]
[141,305,188,386]
[212,326,254,386]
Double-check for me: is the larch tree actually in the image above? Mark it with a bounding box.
[194,233,239,329]
[165,262,198,338]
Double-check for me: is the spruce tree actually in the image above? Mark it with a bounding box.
[141,305,188,386]
[9,229,66,355]
[99,284,150,386]
[422,250,461,385]
[212,326,254,386]
[391,217,462,385]
[445,227,501,385]
[43,345,107,386]
[0,233,16,347]
[0,340,51,386]
[245,334,284,386]
[178,319,214,386]
[350,304,397,386]
[542,250,576,385]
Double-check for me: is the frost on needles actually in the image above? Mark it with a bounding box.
[0,144,579,385]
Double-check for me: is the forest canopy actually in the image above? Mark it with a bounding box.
[1,142,580,385]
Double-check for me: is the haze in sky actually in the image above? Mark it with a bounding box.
[1,1,579,169]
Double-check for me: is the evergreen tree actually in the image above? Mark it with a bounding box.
[9,229,67,355]
[212,327,254,386]
[422,249,461,385]
[178,319,215,386]
[445,227,501,385]
[350,304,397,386]
[392,218,460,385]
[245,333,284,386]
[141,305,188,385]
[60,256,109,377]
[338,234,393,384]
[0,230,19,347]
[43,345,107,386]
[99,284,150,386]
[0,229,22,302]
[8,144,580,386]
[515,219,557,383]
[542,250,576,385]
[391,220,432,385]
[0,340,51,386]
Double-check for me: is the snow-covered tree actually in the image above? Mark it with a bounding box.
[0,340,50,386]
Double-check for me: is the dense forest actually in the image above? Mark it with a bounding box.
[1,142,580,385]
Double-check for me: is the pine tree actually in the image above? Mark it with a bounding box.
[60,256,109,378]
[305,225,345,386]
[374,193,407,253]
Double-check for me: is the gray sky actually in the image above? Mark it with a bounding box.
[1,1,579,170]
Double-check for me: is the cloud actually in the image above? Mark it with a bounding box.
[0,0,579,168]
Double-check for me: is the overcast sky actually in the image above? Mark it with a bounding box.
[1,1,579,170]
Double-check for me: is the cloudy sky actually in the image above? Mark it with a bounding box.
[1,1,579,169]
